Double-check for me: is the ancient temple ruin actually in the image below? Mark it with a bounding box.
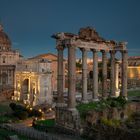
[52,27,128,132]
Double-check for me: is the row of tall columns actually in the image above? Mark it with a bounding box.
[57,45,128,109]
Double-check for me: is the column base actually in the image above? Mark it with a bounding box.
[110,95,117,98]
[92,98,99,102]
[56,103,67,107]
[102,96,108,100]
[67,107,77,112]
[115,89,120,97]
[125,96,128,100]
[81,100,88,104]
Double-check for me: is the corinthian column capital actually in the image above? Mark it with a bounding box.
[56,45,64,50]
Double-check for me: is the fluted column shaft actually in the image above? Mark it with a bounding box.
[102,50,107,98]
[121,50,128,97]
[57,46,64,103]
[81,48,88,102]
[68,46,76,109]
[110,50,116,97]
[92,49,98,100]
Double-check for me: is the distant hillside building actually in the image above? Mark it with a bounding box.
[128,56,140,88]
[0,24,20,92]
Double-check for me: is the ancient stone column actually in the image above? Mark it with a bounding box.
[57,46,64,104]
[68,46,76,109]
[92,49,98,101]
[81,48,88,103]
[121,50,128,97]
[115,61,119,96]
[102,50,107,98]
[110,50,116,97]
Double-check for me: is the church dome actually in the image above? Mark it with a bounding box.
[0,24,11,51]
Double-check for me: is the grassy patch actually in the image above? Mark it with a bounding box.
[33,119,55,132]
[128,90,140,97]
[36,119,55,127]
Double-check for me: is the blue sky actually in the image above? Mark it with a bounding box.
[0,0,140,58]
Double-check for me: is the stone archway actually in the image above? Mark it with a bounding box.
[22,79,29,100]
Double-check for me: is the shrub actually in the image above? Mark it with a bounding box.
[15,105,26,111]
[9,103,26,112]
[29,109,42,118]
[14,110,28,120]
[101,118,121,127]
[9,103,16,111]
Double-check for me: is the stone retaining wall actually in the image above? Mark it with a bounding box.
[85,102,140,125]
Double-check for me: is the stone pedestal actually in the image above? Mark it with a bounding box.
[55,107,80,134]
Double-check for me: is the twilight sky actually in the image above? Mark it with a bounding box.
[0,0,140,58]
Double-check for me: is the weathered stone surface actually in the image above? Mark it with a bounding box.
[53,27,128,135]
[78,27,104,41]
[55,107,80,133]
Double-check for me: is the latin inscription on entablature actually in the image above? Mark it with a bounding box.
[57,39,115,51]
[71,40,113,51]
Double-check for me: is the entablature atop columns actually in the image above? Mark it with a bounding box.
[114,42,127,52]
[56,38,115,51]
[53,27,127,52]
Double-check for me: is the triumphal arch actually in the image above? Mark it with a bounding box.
[52,27,128,132]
